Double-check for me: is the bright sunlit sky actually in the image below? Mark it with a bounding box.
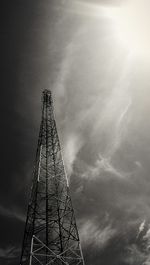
[112,0,150,56]
[74,0,150,57]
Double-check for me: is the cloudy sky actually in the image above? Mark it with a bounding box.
[2,0,150,264]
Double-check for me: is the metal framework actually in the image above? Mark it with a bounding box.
[20,90,85,265]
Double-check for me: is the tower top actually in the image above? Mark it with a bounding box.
[43,89,51,95]
[42,89,52,105]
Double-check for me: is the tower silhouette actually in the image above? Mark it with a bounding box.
[20,90,85,265]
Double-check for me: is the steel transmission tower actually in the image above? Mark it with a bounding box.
[20,90,85,265]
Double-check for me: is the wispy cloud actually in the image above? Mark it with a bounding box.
[62,133,83,177]
[143,227,150,251]
[62,1,113,18]
[106,97,132,158]
[0,205,25,222]
[125,223,150,265]
[124,244,145,265]
[79,54,133,182]
[80,219,116,249]
[81,153,130,180]
[0,246,20,259]
[93,54,132,157]
[137,220,146,239]
[54,41,76,100]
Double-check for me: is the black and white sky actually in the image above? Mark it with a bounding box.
[2,0,150,264]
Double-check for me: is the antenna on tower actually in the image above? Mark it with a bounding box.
[20,89,85,265]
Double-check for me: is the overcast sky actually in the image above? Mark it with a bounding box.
[2,0,150,264]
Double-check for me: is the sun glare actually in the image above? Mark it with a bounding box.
[114,0,150,57]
